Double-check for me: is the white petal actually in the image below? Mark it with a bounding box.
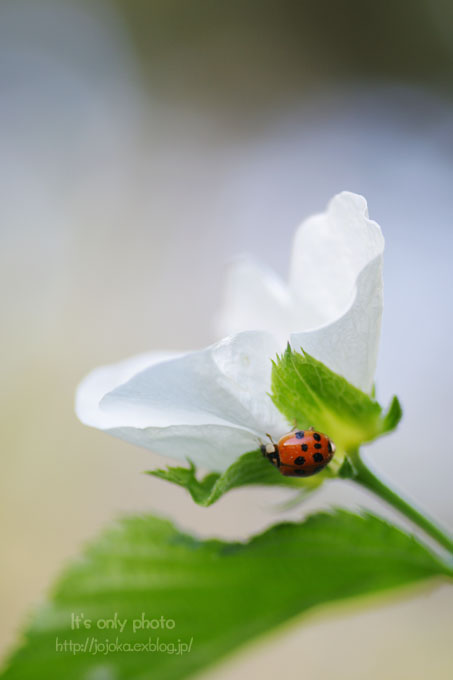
[103,424,262,471]
[290,192,384,391]
[75,351,180,430]
[76,193,383,468]
[210,331,289,435]
[76,331,289,471]
[217,256,292,345]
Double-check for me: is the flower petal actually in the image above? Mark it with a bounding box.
[75,350,180,430]
[101,424,262,471]
[76,331,289,471]
[217,256,292,345]
[76,192,383,468]
[290,192,384,391]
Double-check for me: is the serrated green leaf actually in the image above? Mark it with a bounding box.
[149,450,328,507]
[1,511,449,680]
[271,346,402,451]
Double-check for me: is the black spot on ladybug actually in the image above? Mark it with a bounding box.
[328,440,333,452]
[301,444,308,451]
[314,443,322,449]
[313,452,324,462]
[295,431,304,439]
[295,456,305,465]
[313,432,321,441]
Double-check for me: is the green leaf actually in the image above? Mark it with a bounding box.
[381,395,403,434]
[271,346,402,451]
[148,449,328,507]
[1,512,450,680]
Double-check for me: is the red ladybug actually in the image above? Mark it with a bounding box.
[261,429,335,477]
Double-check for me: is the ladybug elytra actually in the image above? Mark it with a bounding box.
[261,429,335,477]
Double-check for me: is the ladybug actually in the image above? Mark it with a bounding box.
[261,429,335,477]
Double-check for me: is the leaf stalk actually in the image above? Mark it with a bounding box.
[348,450,453,555]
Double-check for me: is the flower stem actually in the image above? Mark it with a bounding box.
[348,450,453,554]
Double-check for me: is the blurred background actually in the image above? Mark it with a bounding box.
[1,0,453,677]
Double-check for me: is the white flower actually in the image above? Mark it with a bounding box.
[76,192,384,471]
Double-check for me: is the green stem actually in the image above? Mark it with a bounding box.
[349,450,453,554]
